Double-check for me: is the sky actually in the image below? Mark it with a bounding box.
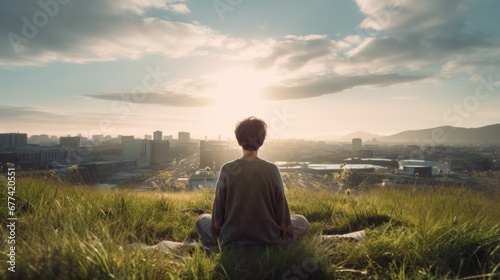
[1,0,499,140]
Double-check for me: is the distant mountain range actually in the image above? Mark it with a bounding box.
[332,124,500,144]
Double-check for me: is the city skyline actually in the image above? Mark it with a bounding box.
[1,0,500,140]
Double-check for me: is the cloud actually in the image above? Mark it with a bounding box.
[169,3,190,14]
[389,95,421,101]
[0,0,228,67]
[116,0,169,14]
[243,0,499,97]
[0,105,116,133]
[0,104,197,135]
[262,73,427,100]
[255,35,335,71]
[356,0,464,35]
[336,35,362,50]
[347,35,495,72]
[86,91,214,107]
[0,105,62,120]
[85,77,215,107]
[349,0,500,74]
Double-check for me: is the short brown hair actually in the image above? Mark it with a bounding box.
[235,116,267,151]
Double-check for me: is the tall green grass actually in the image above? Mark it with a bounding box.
[0,175,499,279]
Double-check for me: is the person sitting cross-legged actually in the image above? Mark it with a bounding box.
[195,116,309,248]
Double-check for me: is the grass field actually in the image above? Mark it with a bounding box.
[1,175,499,279]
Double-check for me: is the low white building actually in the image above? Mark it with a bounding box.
[398,160,450,176]
[189,169,218,189]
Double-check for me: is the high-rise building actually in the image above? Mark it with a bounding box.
[0,133,27,149]
[39,134,50,142]
[60,136,81,149]
[352,138,362,148]
[150,140,170,166]
[123,139,151,168]
[199,140,240,170]
[28,135,40,144]
[153,131,163,141]
[121,136,135,143]
[178,132,190,142]
[92,134,104,142]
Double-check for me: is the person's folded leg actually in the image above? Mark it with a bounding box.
[195,213,217,247]
[197,213,309,245]
[291,214,309,239]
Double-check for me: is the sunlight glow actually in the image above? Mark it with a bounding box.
[203,66,280,120]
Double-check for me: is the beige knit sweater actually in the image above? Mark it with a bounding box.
[212,159,292,246]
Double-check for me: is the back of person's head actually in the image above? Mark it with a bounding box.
[235,116,267,151]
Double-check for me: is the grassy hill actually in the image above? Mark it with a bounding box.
[1,175,499,279]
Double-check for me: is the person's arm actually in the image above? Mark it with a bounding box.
[273,166,293,239]
[211,167,228,238]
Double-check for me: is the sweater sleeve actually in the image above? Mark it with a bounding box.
[273,165,293,238]
[211,166,227,236]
